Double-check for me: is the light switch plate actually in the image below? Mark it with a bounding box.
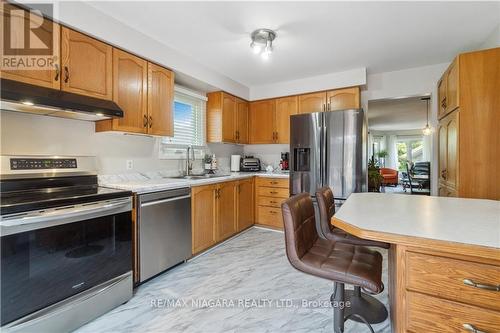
[126,160,133,170]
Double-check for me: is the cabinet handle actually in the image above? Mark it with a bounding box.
[64,66,69,83]
[149,116,152,128]
[214,189,219,199]
[54,64,60,81]
[269,210,277,214]
[327,103,331,111]
[270,201,277,204]
[463,279,500,291]
[275,132,278,141]
[441,169,447,179]
[270,181,278,184]
[463,323,487,333]
[143,115,148,128]
[270,191,278,194]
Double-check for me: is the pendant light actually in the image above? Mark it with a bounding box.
[422,96,431,136]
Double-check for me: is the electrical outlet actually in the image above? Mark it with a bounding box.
[126,160,133,170]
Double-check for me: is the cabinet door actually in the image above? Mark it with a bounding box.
[438,121,448,186]
[147,62,174,136]
[61,27,112,99]
[275,96,298,144]
[216,181,237,242]
[0,5,60,89]
[298,91,326,114]
[326,87,360,111]
[191,185,217,254]
[249,100,276,143]
[237,178,254,231]
[438,75,447,119]
[446,59,459,113]
[108,49,148,133]
[236,98,249,144]
[222,93,236,143]
[445,111,459,190]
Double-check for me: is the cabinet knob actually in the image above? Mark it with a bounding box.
[64,66,69,83]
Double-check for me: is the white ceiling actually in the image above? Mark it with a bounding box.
[368,96,429,131]
[88,1,499,87]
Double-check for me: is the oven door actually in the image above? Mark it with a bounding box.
[0,197,132,326]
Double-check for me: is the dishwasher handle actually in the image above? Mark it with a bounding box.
[140,195,191,207]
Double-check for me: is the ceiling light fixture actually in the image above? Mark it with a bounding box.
[250,29,276,60]
[421,96,431,136]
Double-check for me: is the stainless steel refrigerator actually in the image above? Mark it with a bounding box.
[290,109,367,232]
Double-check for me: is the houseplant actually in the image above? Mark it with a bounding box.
[368,156,383,192]
[376,150,388,167]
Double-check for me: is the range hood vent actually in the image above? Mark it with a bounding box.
[0,79,123,121]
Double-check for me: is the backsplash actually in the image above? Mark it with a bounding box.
[243,144,289,170]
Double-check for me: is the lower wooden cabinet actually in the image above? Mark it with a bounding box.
[255,177,289,229]
[191,178,256,254]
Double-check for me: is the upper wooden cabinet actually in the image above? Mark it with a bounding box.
[0,5,61,89]
[249,99,276,143]
[438,57,459,119]
[147,62,174,136]
[327,86,360,111]
[61,27,112,100]
[437,48,500,200]
[298,91,326,113]
[207,92,248,144]
[298,87,360,114]
[275,96,298,144]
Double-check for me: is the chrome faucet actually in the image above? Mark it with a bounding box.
[185,146,194,176]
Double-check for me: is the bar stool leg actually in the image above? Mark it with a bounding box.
[344,286,388,324]
[331,282,345,333]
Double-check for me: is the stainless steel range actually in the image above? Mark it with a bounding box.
[0,155,133,332]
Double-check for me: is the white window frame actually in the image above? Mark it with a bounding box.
[159,86,207,160]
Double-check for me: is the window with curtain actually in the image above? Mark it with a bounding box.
[159,88,207,159]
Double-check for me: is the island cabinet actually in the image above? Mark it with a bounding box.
[61,27,113,100]
[255,177,289,229]
[191,178,255,255]
[249,96,297,144]
[206,92,248,144]
[0,4,61,89]
[437,48,500,200]
[298,87,360,113]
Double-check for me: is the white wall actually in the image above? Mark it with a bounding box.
[0,111,242,174]
[249,68,366,100]
[42,1,249,99]
[363,63,449,195]
[481,22,500,49]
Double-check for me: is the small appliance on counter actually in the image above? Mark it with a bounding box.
[230,155,241,172]
[280,152,289,171]
[240,156,261,172]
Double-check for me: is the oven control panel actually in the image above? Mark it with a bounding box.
[10,158,77,170]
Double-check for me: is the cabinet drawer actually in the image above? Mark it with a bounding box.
[258,196,285,208]
[257,206,283,228]
[406,291,500,333]
[256,177,289,189]
[406,251,500,311]
[257,187,289,198]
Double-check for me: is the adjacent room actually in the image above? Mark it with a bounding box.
[0,1,499,333]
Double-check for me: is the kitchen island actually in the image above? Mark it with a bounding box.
[332,193,500,333]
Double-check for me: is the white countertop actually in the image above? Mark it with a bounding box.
[99,172,289,194]
[334,193,500,249]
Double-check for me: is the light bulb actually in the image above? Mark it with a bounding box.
[250,42,262,54]
[261,49,271,60]
[422,125,431,136]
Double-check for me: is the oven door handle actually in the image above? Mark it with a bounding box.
[0,198,132,236]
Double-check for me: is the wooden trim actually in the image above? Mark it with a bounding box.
[332,216,500,261]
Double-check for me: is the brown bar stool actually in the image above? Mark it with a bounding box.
[282,193,385,333]
[316,186,389,324]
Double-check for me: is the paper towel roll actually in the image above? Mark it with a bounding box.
[231,155,241,172]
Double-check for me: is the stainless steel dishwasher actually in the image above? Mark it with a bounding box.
[138,187,191,282]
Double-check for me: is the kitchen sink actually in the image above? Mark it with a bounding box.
[168,174,229,180]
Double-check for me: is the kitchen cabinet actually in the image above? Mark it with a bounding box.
[97,49,148,133]
[298,91,326,114]
[207,92,248,144]
[326,86,360,111]
[255,177,289,229]
[216,181,238,242]
[61,27,112,100]
[191,184,217,254]
[275,96,298,144]
[249,99,276,143]
[298,87,360,113]
[0,4,61,89]
[437,48,499,200]
[237,178,254,232]
[147,62,174,136]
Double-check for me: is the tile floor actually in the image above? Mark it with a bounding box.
[76,228,391,333]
